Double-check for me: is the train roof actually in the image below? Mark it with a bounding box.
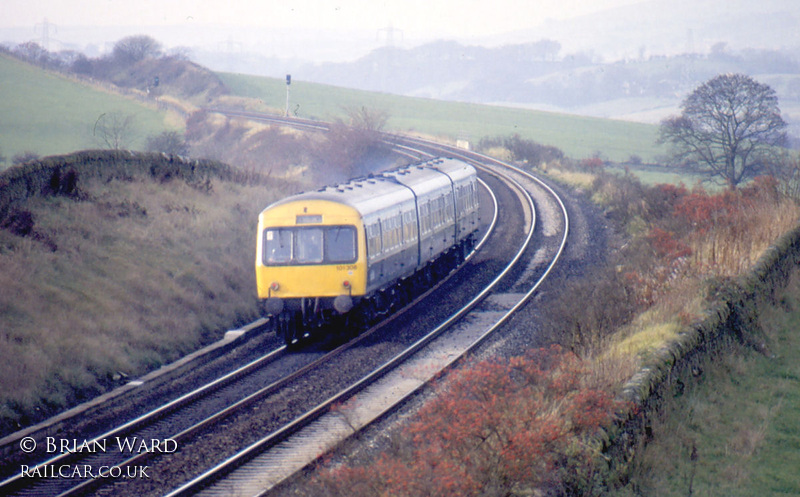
[260,158,475,217]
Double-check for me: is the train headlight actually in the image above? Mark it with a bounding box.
[342,280,350,288]
[270,282,280,292]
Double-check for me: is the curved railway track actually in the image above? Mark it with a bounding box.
[156,118,569,496]
[0,113,569,497]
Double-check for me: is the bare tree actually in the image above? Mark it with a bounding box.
[13,41,48,66]
[146,131,189,156]
[314,107,392,180]
[112,35,162,64]
[94,112,137,150]
[659,73,787,189]
[345,105,389,133]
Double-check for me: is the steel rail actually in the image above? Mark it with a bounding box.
[0,343,288,495]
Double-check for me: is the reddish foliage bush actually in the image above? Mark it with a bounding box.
[670,180,779,235]
[314,346,627,496]
[648,227,692,261]
[581,157,605,171]
[673,188,734,232]
[643,183,689,222]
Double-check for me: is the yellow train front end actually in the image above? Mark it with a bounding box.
[255,198,367,343]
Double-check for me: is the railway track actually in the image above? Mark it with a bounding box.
[161,161,535,497]
[0,113,569,497]
[152,121,569,496]
[116,154,534,497]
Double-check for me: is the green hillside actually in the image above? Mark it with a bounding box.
[0,51,664,166]
[219,72,665,163]
[0,54,175,167]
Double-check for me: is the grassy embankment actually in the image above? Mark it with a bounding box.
[0,53,298,434]
[0,154,291,434]
[534,165,800,493]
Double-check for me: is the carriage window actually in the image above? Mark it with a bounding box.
[296,228,324,263]
[367,222,382,259]
[326,226,357,263]
[264,229,292,264]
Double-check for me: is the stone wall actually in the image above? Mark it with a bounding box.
[605,222,800,482]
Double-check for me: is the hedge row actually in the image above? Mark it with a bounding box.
[0,150,246,223]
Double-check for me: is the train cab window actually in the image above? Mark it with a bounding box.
[264,229,292,264]
[296,228,324,263]
[326,226,357,263]
[264,226,357,265]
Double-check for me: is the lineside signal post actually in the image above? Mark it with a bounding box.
[285,74,291,117]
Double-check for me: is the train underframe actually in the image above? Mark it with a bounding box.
[266,234,476,347]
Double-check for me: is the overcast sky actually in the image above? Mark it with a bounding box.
[5,0,643,39]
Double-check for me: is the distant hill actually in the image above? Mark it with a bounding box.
[292,40,800,140]
[296,42,798,129]
[193,0,800,136]
[480,0,800,59]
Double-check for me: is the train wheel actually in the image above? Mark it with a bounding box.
[275,313,289,345]
[291,312,305,346]
[460,240,470,262]
[276,312,302,347]
[345,306,370,337]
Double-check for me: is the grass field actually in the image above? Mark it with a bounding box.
[603,163,716,188]
[218,72,665,163]
[0,54,175,166]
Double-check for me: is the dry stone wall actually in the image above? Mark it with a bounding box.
[605,222,800,480]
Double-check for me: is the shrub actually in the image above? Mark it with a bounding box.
[146,131,189,156]
[477,134,564,168]
[310,107,393,182]
[313,347,627,496]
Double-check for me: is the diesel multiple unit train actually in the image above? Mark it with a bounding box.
[255,157,481,345]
